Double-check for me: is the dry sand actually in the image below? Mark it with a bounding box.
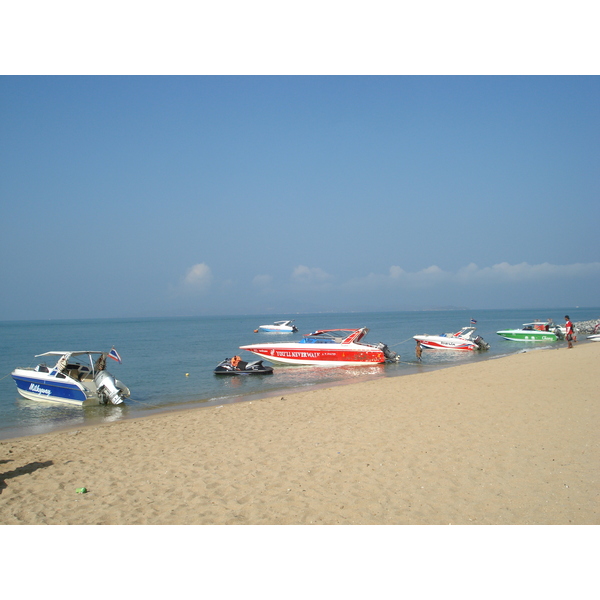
[1,342,598,525]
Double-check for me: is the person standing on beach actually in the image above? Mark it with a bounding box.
[415,340,422,362]
[565,315,574,349]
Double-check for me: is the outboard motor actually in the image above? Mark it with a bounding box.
[376,343,400,362]
[474,336,490,351]
[94,370,129,405]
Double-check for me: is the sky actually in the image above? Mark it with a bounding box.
[1,75,599,320]
[1,6,599,321]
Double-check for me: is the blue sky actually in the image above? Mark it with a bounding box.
[1,75,599,319]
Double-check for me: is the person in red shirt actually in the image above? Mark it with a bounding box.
[564,315,574,349]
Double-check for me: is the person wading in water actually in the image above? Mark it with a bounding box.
[415,340,422,362]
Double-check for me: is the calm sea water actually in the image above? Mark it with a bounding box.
[1,307,598,440]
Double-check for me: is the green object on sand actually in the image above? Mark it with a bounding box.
[76,487,87,494]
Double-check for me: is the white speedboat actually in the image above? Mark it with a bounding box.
[413,326,490,351]
[11,349,130,406]
[256,320,298,333]
[240,327,399,366]
[588,324,600,341]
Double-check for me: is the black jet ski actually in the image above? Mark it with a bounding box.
[214,356,274,375]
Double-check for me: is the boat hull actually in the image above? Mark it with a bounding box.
[496,330,558,342]
[413,336,477,351]
[12,371,89,405]
[239,344,386,366]
[12,350,130,407]
[11,368,128,406]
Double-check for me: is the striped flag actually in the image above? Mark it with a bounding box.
[108,347,122,363]
[470,319,477,325]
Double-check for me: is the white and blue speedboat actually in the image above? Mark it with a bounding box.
[256,320,298,333]
[11,349,130,406]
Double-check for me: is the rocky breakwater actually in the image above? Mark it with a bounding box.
[574,319,600,334]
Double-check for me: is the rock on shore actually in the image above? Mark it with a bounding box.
[574,319,600,334]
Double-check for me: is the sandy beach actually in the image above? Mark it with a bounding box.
[1,342,598,525]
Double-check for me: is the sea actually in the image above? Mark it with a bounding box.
[1,307,598,440]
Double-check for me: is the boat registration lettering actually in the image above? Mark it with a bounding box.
[29,383,52,396]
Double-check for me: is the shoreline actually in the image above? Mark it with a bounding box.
[0,342,532,443]
[2,311,597,443]
[1,342,598,525]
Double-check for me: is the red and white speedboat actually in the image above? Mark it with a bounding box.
[239,327,399,366]
[413,326,490,351]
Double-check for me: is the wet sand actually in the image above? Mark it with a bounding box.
[1,342,598,525]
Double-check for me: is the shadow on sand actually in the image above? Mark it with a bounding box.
[0,460,53,494]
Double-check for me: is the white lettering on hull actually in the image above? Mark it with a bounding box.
[29,383,52,396]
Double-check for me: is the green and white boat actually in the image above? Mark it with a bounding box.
[496,321,565,342]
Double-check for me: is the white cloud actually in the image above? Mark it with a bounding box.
[456,261,600,283]
[291,265,332,284]
[346,261,600,292]
[183,263,213,290]
[389,266,405,278]
[163,260,599,313]
[346,264,450,291]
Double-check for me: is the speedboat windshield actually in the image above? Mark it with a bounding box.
[300,329,367,344]
[454,327,476,338]
[31,351,109,377]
